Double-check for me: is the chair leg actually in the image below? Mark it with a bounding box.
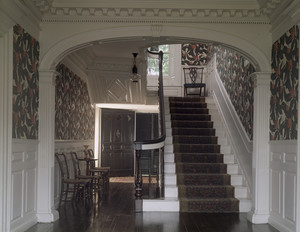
[65,183,69,203]
[59,182,64,209]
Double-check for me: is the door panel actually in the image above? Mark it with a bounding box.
[101,109,134,177]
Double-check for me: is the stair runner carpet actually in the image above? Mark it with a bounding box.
[169,97,239,213]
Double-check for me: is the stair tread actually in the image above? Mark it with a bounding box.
[180,197,238,202]
[178,185,234,188]
[175,152,223,155]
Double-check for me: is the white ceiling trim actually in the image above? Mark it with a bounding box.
[24,0,276,24]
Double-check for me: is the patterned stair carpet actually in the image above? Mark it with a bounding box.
[169,96,239,213]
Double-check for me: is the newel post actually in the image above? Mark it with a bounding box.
[248,72,271,224]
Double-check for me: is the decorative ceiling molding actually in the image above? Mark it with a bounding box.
[40,9,269,24]
[26,0,291,24]
[1,0,40,38]
[269,0,299,41]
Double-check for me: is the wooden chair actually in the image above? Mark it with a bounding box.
[87,149,110,192]
[183,67,206,97]
[70,152,102,197]
[55,153,91,209]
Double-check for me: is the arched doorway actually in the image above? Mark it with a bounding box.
[37,25,270,222]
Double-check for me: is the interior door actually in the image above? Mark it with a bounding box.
[101,109,134,177]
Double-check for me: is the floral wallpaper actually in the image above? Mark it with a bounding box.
[270,25,299,140]
[214,46,255,140]
[56,63,95,140]
[12,24,39,139]
[182,43,208,66]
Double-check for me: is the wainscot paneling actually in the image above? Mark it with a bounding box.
[269,140,297,232]
[10,139,38,232]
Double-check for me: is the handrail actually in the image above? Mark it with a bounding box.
[134,50,166,211]
[134,50,166,150]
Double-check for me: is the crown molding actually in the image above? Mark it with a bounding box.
[0,0,40,38]
[270,0,300,42]
[25,0,277,24]
[39,9,270,24]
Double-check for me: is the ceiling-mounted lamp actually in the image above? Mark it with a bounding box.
[130,53,141,83]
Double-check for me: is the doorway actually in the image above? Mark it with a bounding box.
[101,108,135,177]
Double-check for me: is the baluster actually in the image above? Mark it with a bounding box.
[135,149,143,211]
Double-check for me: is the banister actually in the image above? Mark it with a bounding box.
[134,49,166,211]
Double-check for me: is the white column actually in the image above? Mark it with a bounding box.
[247,72,271,224]
[37,70,59,222]
[0,29,13,232]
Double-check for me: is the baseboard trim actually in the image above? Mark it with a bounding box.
[269,216,295,232]
[37,209,59,222]
[10,213,37,232]
[247,209,269,224]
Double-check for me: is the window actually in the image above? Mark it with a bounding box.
[147,45,170,76]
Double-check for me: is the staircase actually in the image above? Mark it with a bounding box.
[143,96,251,212]
[168,96,241,212]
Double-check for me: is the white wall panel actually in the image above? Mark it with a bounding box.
[270,169,281,215]
[11,171,23,221]
[269,140,297,232]
[10,140,38,232]
[26,168,36,213]
[284,172,296,223]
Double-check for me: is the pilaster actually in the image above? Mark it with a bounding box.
[247,72,271,224]
[296,22,300,232]
[37,70,59,222]
[0,28,13,232]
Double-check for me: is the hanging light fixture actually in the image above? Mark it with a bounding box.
[130,53,141,82]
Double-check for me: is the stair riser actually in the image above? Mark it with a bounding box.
[235,187,248,198]
[177,176,231,186]
[174,144,220,153]
[169,102,207,108]
[173,136,218,144]
[169,97,205,103]
[180,199,239,213]
[165,175,177,185]
[171,114,211,121]
[176,164,227,174]
[171,121,213,128]
[170,108,209,114]
[178,186,235,198]
[172,128,216,136]
[175,154,224,163]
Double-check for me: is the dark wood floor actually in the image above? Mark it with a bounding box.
[26,179,279,232]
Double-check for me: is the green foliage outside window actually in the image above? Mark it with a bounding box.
[147,45,169,76]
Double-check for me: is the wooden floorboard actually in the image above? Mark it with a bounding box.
[26,179,279,232]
